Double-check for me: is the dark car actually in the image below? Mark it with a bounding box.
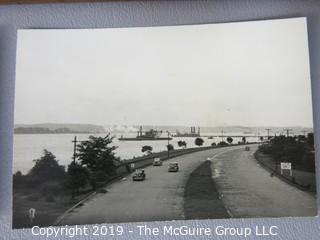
[168,162,179,172]
[132,169,146,181]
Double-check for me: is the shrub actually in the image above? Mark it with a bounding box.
[195,138,204,147]
[177,141,187,148]
[141,145,153,154]
[218,141,228,147]
[167,144,174,151]
[226,137,233,144]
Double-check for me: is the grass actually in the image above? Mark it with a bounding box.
[12,186,93,229]
[255,150,316,193]
[184,160,230,219]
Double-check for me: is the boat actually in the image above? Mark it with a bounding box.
[118,127,172,141]
[173,127,200,137]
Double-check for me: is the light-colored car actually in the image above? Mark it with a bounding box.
[153,157,162,166]
[132,169,146,181]
[168,162,179,172]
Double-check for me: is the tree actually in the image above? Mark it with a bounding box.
[195,137,204,147]
[307,133,314,147]
[177,140,187,148]
[13,171,25,188]
[66,161,89,195]
[29,149,65,183]
[167,144,174,151]
[141,145,153,154]
[226,137,233,144]
[77,134,117,176]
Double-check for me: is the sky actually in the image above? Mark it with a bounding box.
[15,18,313,128]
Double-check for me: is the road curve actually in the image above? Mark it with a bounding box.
[60,146,244,225]
[211,145,317,218]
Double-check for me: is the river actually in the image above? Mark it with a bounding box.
[13,132,259,174]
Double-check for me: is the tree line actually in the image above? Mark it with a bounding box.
[258,133,315,172]
[140,136,246,155]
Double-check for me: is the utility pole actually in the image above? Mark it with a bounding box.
[283,129,292,137]
[167,131,170,158]
[221,130,224,142]
[302,130,307,136]
[71,136,81,199]
[72,136,77,164]
[265,128,271,138]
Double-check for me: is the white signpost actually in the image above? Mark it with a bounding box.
[28,208,36,225]
[280,162,292,176]
[130,163,135,169]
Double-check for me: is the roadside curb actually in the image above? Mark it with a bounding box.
[53,175,122,226]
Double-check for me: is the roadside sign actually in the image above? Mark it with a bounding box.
[281,162,291,170]
[130,163,135,169]
[280,162,292,176]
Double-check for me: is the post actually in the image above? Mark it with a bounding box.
[266,128,271,139]
[71,136,77,199]
[167,131,170,158]
[28,208,36,226]
[73,136,77,164]
[283,129,292,137]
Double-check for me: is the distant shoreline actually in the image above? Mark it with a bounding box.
[14,132,104,135]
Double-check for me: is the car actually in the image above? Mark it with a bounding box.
[168,162,179,172]
[245,146,250,151]
[132,169,146,181]
[153,157,162,166]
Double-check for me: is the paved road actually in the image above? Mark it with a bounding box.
[211,145,317,218]
[60,146,244,225]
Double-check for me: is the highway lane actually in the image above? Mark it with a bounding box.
[60,146,244,225]
[211,145,317,218]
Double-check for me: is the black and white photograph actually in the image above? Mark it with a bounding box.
[13,17,317,229]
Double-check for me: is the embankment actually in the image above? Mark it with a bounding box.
[254,150,316,193]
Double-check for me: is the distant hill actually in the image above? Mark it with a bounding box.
[14,123,106,134]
